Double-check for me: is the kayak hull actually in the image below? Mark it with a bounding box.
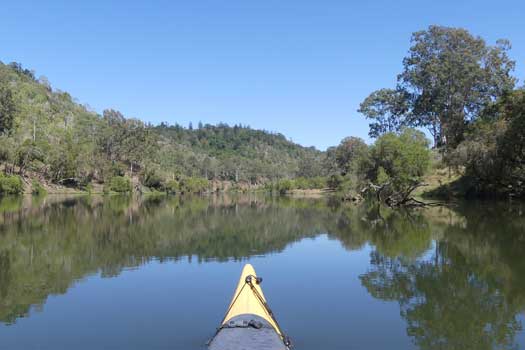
[208,264,289,350]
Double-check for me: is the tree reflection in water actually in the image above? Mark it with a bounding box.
[0,195,524,349]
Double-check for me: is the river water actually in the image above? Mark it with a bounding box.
[0,194,524,349]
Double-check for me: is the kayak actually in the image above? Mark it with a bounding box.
[208,264,291,350]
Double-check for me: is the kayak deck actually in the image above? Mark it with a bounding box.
[208,264,290,350]
[208,314,286,350]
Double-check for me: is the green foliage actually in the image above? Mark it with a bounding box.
[108,176,132,193]
[455,89,525,196]
[358,89,409,138]
[359,25,516,149]
[31,180,46,195]
[178,177,209,194]
[266,177,327,194]
[0,83,16,134]
[334,137,369,175]
[165,180,179,194]
[141,167,165,191]
[276,179,293,194]
[155,123,325,182]
[375,166,390,185]
[327,174,344,189]
[366,129,431,190]
[0,61,326,192]
[0,174,23,195]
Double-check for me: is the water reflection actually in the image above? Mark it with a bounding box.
[360,203,525,349]
[0,195,524,349]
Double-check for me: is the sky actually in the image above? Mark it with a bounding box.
[1,0,524,150]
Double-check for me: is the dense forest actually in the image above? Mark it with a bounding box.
[0,60,325,194]
[1,25,524,198]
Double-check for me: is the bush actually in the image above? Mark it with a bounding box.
[108,176,132,193]
[309,177,327,189]
[276,179,293,194]
[366,128,430,190]
[165,180,179,194]
[31,180,47,195]
[0,174,24,195]
[178,177,209,194]
[141,168,165,190]
[327,174,344,189]
[266,176,327,194]
[457,89,525,197]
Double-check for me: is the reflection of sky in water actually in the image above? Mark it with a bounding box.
[417,239,437,262]
[518,315,525,345]
[1,196,524,350]
[0,235,414,350]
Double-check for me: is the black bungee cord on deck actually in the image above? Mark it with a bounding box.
[244,275,292,348]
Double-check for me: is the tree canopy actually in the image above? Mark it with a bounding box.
[359,25,516,148]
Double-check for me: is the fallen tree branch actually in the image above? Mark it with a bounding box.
[360,180,445,208]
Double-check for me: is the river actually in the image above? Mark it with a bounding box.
[0,194,524,349]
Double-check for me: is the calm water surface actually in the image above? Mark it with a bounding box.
[0,195,524,349]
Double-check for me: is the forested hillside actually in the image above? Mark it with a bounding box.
[0,61,325,193]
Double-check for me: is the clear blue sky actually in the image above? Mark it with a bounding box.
[1,0,524,150]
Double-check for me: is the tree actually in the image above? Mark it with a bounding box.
[400,26,515,148]
[363,129,431,205]
[334,137,369,176]
[0,135,16,173]
[297,152,323,178]
[371,129,429,182]
[121,118,148,175]
[0,83,16,134]
[358,88,410,138]
[457,89,525,196]
[359,26,516,149]
[102,109,125,125]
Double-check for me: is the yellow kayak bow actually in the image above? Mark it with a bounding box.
[209,264,291,350]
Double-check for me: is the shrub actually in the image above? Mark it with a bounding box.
[327,174,344,189]
[367,128,430,190]
[0,174,24,195]
[108,176,132,193]
[141,168,165,190]
[309,177,327,189]
[31,180,47,195]
[165,180,179,194]
[276,179,293,194]
[178,177,209,194]
[266,176,328,194]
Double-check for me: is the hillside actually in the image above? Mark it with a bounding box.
[0,61,325,193]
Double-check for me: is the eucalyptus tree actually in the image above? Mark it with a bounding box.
[0,83,16,135]
[359,26,516,149]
